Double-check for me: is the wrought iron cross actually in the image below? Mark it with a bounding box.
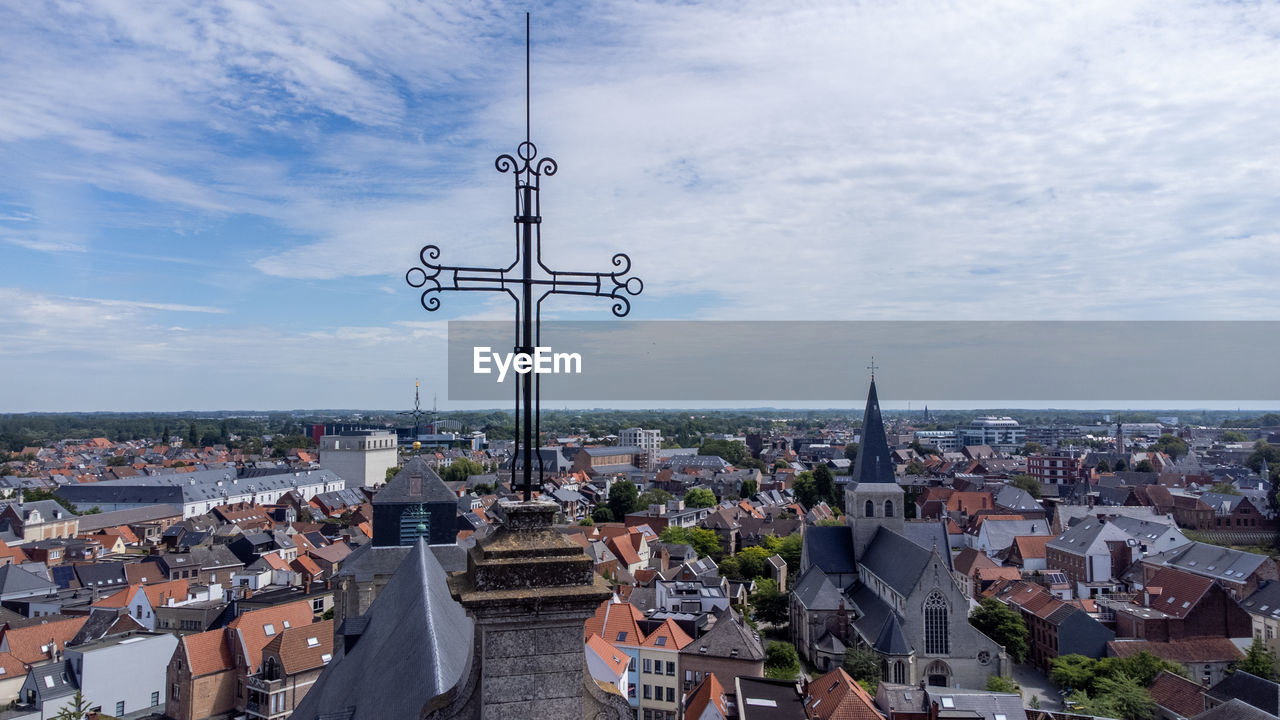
[405,13,643,501]
[867,356,878,380]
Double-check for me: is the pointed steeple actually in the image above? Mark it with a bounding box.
[853,378,896,484]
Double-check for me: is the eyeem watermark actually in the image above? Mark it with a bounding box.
[473,346,583,382]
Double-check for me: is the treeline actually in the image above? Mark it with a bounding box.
[0,413,321,452]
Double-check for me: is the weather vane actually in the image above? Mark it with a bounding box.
[405,13,643,502]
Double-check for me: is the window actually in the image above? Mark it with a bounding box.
[865,500,874,517]
[666,686,675,702]
[884,500,894,517]
[151,691,159,707]
[666,661,675,676]
[893,661,905,684]
[171,684,180,701]
[629,657,637,671]
[924,590,950,654]
[116,702,125,716]
[643,659,652,674]
[643,684,652,699]
[264,623,276,636]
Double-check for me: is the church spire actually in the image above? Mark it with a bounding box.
[853,375,897,484]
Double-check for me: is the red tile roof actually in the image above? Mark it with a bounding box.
[683,672,729,720]
[640,617,692,650]
[228,600,315,672]
[0,616,88,664]
[181,629,234,677]
[1108,638,1244,663]
[585,633,629,678]
[1148,669,1206,718]
[805,667,884,720]
[262,619,334,675]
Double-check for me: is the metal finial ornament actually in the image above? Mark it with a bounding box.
[867,356,878,381]
[405,13,643,502]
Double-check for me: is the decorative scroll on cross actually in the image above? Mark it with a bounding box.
[405,14,642,501]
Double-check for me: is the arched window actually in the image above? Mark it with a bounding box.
[884,500,894,517]
[893,660,906,684]
[924,660,951,688]
[865,500,875,517]
[924,590,950,655]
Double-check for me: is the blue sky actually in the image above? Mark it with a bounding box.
[2,1,1280,411]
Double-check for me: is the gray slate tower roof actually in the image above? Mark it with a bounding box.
[852,378,896,484]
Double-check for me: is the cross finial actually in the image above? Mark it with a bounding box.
[867,356,878,380]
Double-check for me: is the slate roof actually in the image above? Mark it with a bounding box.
[848,584,895,648]
[1206,670,1280,715]
[873,613,911,656]
[852,379,896,484]
[1155,541,1269,584]
[57,467,345,506]
[27,659,77,703]
[0,564,56,598]
[680,609,763,661]
[74,504,183,533]
[1048,518,1135,556]
[374,458,455,504]
[1199,492,1245,514]
[1242,580,1280,621]
[1192,698,1279,720]
[803,526,857,575]
[289,539,474,720]
[793,567,844,611]
[859,527,933,597]
[994,485,1041,511]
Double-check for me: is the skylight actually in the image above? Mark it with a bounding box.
[745,699,777,707]
[264,623,276,636]
[307,637,319,648]
[941,697,955,708]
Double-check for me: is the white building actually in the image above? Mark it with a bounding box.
[958,417,1025,451]
[619,428,662,471]
[57,468,348,518]
[319,430,399,488]
[913,430,958,452]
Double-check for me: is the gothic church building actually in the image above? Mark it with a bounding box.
[791,378,1007,688]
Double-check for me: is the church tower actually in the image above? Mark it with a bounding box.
[846,373,904,559]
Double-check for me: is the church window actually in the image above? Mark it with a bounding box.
[924,591,950,655]
[884,500,894,517]
[399,504,431,545]
[894,661,906,684]
[865,500,875,518]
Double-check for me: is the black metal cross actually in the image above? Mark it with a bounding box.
[405,14,642,501]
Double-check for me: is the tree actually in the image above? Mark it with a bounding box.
[684,487,716,508]
[1051,654,1098,691]
[813,464,837,504]
[608,480,639,520]
[1209,481,1241,496]
[1114,459,1127,471]
[740,477,758,499]
[591,506,614,523]
[1022,441,1046,456]
[578,517,594,526]
[1095,651,1185,686]
[1248,441,1280,479]
[1009,474,1041,499]
[1135,459,1155,473]
[638,488,673,508]
[1223,430,1248,442]
[986,675,1020,694]
[1089,674,1156,720]
[105,455,129,467]
[843,442,859,463]
[52,690,93,720]
[904,459,926,476]
[774,459,789,470]
[699,439,747,465]
[793,471,818,508]
[764,641,800,680]
[1096,459,1112,472]
[1152,434,1188,460]
[969,598,1029,663]
[188,423,199,448]
[441,458,485,484]
[734,546,772,580]
[842,647,881,686]
[659,525,721,559]
[751,578,789,625]
[760,533,803,581]
[1236,637,1278,681]
[385,466,400,483]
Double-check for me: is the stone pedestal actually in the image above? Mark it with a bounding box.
[448,501,612,720]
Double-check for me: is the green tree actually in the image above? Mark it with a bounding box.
[684,488,716,508]
[607,480,640,520]
[385,466,400,483]
[760,533,803,581]
[1051,654,1098,691]
[188,423,199,448]
[1096,459,1112,472]
[734,546,772,580]
[1209,481,1241,496]
[1090,674,1156,720]
[793,471,818,508]
[842,647,881,686]
[1152,434,1188,459]
[774,459,789,470]
[1114,459,1127,471]
[1248,441,1280,479]
[699,439,747,465]
[751,578,789,625]
[1009,473,1041,499]
[740,477,758,499]
[764,641,800,679]
[1222,430,1248,442]
[1095,651,1185,686]
[659,525,721,559]
[813,464,837,504]
[1022,441,1045,456]
[986,675,1020,694]
[1135,459,1155,473]
[52,690,93,720]
[638,488,674,508]
[441,458,486,484]
[105,455,129,467]
[578,517,594,526]
[843,442,859,463]
[1236,637,1278,681]
[591,507,614,523]
[969,598,1029,663]
[904,458,926,476]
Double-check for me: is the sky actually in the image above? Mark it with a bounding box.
[2,1,1280,412]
